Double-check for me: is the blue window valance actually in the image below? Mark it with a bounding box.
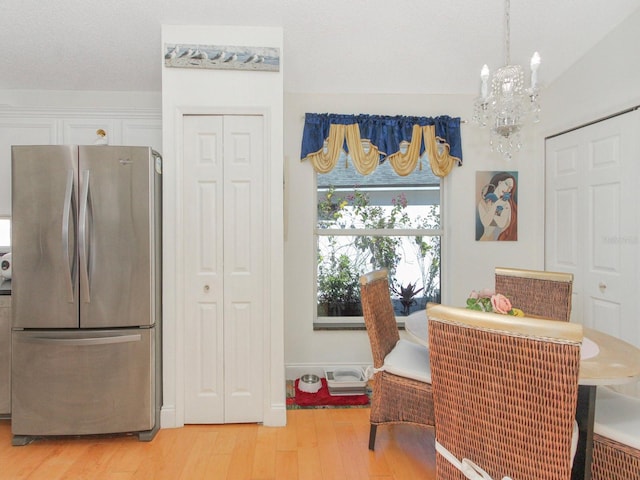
[300,113,463,177]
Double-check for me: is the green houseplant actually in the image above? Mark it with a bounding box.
[317,248,362,316]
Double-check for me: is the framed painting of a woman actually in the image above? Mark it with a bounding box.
[476,171,518,241]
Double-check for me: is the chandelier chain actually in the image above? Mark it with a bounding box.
[504,0,511,65]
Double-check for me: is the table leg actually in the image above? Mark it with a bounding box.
[572,385,596,480]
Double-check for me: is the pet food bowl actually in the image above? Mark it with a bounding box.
[298,374,321,393]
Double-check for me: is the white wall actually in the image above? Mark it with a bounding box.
[283,93,545,377]
[542,8,640,135]
[161,25,285,427]
[0,90,161,110]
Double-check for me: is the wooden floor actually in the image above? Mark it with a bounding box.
[0,409,436,479]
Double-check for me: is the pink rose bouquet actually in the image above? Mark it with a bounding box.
[466,290,524,316]
[491,293,512,314]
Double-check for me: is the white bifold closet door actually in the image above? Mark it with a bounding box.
[545,109,639,357]
[183,114,264,423]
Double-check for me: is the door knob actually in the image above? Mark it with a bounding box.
[204,285,210,292]
[598,282,607,292]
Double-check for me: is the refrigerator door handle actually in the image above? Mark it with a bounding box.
[17,334,142,346]
[62,169,75,303]
[79,169,91,303]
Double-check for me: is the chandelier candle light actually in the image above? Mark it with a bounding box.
[473,0,541,160]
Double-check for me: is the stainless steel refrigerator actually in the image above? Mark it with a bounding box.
[10,145,162,445]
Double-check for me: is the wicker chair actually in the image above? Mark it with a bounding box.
[591,387,640,479]
[495,267,574,321]
[427,303,582,480]
[359,269,435,451]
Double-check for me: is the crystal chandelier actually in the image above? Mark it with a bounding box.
[473,0,541,160]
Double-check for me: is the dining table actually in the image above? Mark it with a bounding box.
[403,309,640,480]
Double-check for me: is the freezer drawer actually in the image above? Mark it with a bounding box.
[11,328,155,436]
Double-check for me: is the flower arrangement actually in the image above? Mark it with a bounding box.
[466,289,524,317]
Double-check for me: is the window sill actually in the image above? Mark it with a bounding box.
[313,320,406,331]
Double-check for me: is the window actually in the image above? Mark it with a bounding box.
[315,156,442,327]
[0,218,10,254]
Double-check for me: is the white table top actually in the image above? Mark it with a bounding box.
[579,327,640,385]
[404,309,640,387]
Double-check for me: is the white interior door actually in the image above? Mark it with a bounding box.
[183,114,264,423]
[546,110,640,350]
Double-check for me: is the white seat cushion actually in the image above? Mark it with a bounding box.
[381,339,431,383]
[594,387,640,451]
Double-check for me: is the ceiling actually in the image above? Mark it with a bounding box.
[2,0,639,95]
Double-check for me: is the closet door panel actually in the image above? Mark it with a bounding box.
[183,115,225,423]
[223,115,264,423]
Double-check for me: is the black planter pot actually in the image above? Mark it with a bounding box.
[317,301,363,317]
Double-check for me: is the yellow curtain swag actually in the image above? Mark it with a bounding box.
[423,125,456,178]
[307,124,346,174]
[344,124,380,175]
[308,124,381,175]
[387,124,424,176]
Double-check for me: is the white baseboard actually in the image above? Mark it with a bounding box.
[161,366,373,429]
[160,405,178,428]
[160,403,287,427]
[263,403,287,427]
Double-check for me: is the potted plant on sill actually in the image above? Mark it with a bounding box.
[317,251,362,317]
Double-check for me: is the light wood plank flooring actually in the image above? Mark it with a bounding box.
[0,409,436,479]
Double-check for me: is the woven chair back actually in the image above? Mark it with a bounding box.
[359,269,400,369]
[427,304,582,480]
[495,267,574,321]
